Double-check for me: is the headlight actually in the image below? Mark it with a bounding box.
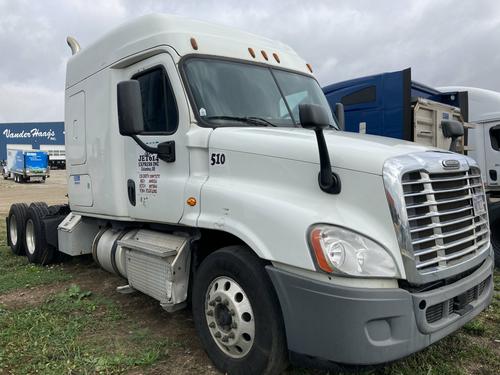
[308,224,400,278]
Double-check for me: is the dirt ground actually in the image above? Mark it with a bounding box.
[0,169,68,215]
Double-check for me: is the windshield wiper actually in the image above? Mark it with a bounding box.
[205,116,277,127]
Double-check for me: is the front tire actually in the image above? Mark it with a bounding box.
[7,203,29,255]
[192,246,288,375]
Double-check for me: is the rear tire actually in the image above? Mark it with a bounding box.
[7,203,29,255]
[24,202,54,265]
[488,202,500,267]
[192,246,288,375]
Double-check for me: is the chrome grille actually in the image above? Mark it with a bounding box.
[402,167,489,273]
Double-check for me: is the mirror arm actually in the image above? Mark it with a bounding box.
[131,135,176,163]
[131,134,159,154]
[314,129,341,194]
[449,136,460,153]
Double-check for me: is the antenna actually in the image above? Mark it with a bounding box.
[66,36,80,55]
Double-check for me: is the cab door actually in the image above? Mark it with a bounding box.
[122,52,190,223]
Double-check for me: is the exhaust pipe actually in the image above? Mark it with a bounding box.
[66,36,80,55]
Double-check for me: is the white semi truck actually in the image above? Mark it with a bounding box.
[5,15,494,374]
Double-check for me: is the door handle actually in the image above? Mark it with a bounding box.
[127,179,136,206]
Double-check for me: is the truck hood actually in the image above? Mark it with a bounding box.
[209,127,442,175]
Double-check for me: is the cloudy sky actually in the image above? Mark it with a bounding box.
[0,0,499,122]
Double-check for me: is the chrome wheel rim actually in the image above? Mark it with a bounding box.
[9,215,17,246]
[25,219,36,255]
[205,276,255,358]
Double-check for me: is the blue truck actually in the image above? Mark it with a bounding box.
[2,148,49,183]
[322,68,469,141]
[323,67,500,267]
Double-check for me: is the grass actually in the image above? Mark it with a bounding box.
[0,221,175,374]
[0,224,72,294]
[0,284,170,374]
[0,219,499,374]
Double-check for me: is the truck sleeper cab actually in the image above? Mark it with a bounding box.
[5,15,493,375]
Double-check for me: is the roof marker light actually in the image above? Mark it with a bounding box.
[261,50,268,61]
[248,47,256,58]
[273,53,280,63]
[306,63,313,73]
[190,37,198,50]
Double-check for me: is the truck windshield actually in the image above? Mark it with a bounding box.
[183,58,337,128]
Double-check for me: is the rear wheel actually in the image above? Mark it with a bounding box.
[24,202,54,265]
[7,203,29,255]
[488,202,500,267]
[192,246,288,375]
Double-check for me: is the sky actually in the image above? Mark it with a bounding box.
[0,0,499,122]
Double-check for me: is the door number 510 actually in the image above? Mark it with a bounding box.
[210,153,226,165]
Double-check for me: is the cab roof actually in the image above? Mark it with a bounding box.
[66,14,312,88]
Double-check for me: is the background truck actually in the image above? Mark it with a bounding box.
[3,148,49,183]
[323,69,500,266]
[5,15,494,374]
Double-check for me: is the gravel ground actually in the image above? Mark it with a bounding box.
[0,169,68,215]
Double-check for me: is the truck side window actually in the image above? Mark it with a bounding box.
[490,125,500,151]
[341,86,376,106]
[133,67,178,134]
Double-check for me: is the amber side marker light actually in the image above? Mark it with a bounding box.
[273,53,280,63]
[187,197,197,206]
[248,47,256,58]
[306,63,313,73]
[190,37,198,50]
[261,50,269,60]
[310,228,333,273]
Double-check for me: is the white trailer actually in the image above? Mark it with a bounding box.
[439,86,500,263]
[6,15,494,374]
[40,144,66,169]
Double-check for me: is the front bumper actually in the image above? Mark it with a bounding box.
[267,254,494,365]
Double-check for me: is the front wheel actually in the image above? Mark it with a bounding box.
[192,246,288,375]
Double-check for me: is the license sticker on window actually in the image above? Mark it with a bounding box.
[472,194,486,216]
